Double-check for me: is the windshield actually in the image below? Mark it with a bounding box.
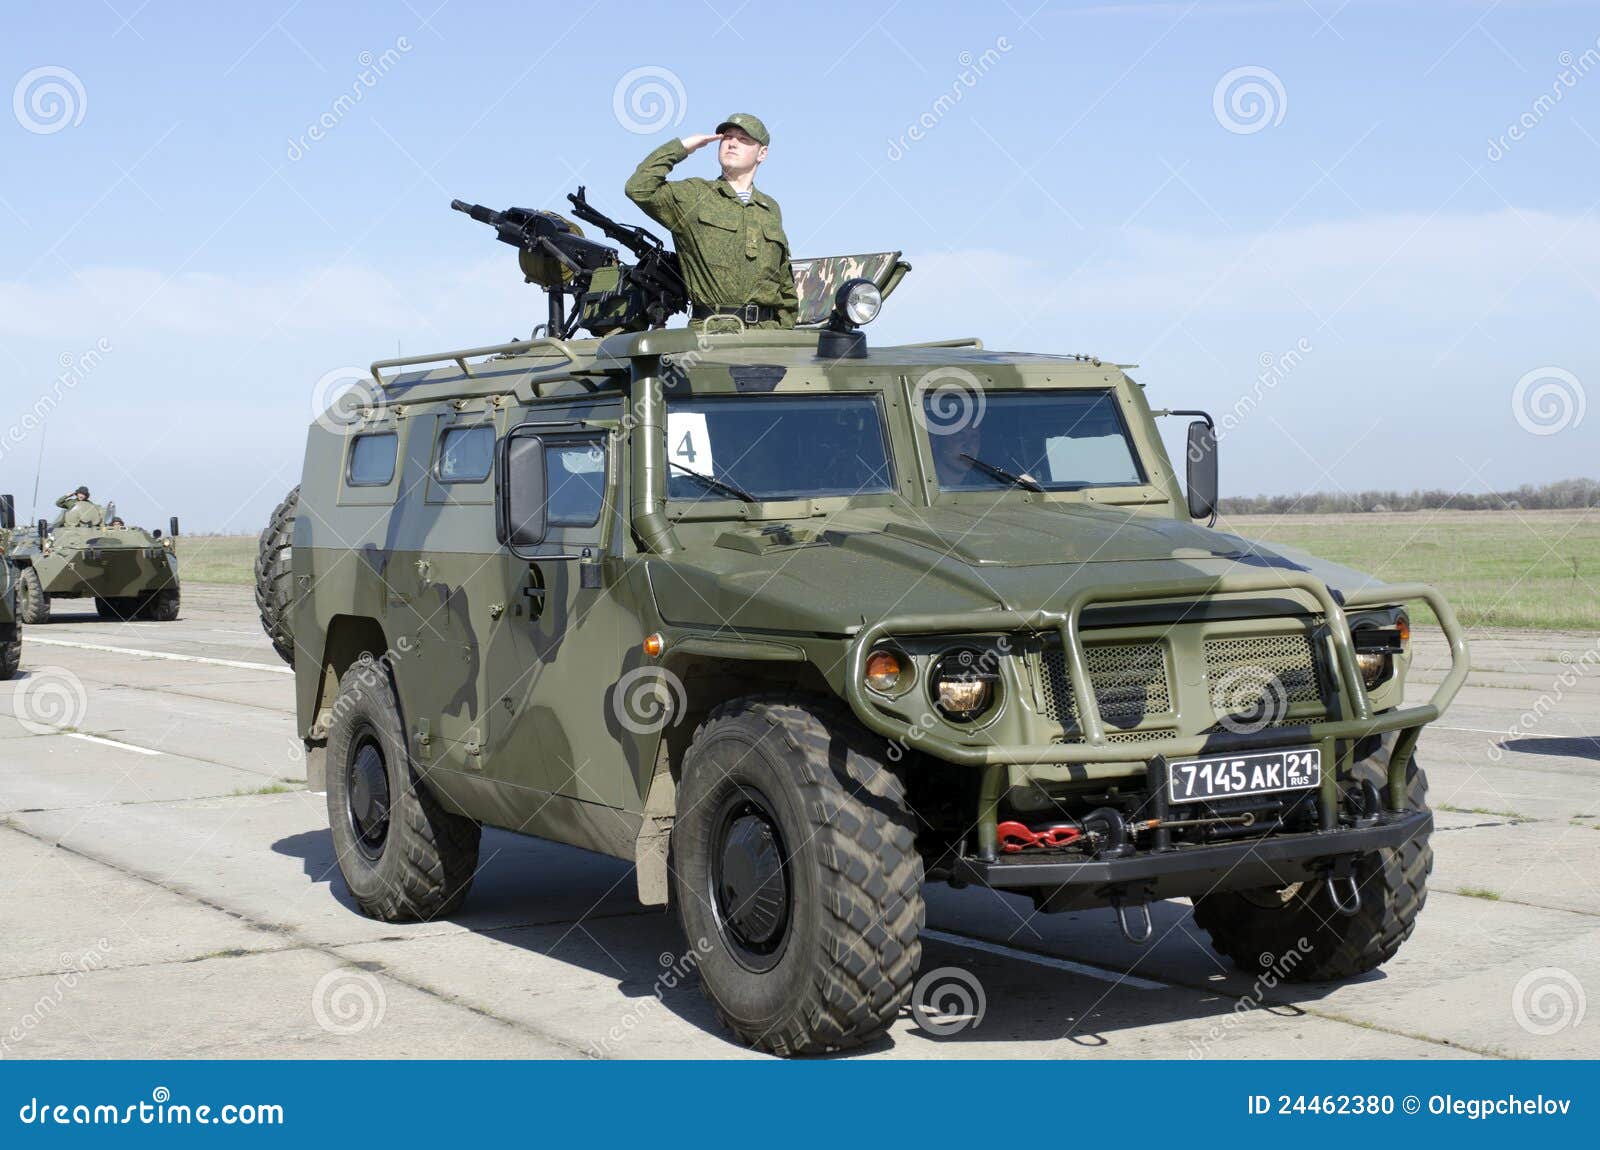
[665,395,894,502]
[926,390,1145,492]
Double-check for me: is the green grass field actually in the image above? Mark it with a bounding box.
[179,507,1599,631]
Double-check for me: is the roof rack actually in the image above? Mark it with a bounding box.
[369,337,580,388]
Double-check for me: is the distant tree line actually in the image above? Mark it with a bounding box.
[1220,478,1600,515]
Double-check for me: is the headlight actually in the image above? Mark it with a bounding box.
[835,279,882,326]
[1356,651,1391,689]
[930,648,997,722]
[864,648,907,695]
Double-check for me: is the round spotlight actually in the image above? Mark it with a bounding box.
[929,647,998,722]
[835,278,882,327]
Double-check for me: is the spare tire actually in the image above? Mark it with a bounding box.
[256,484,299,666]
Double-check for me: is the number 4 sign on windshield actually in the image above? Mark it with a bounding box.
[666,411,715,477]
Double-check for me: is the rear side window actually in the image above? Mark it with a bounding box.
[347,433,398,487]
[546,440,607,527]
[436,425,494,483]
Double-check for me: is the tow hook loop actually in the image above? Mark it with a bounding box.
[1327,872,1363,917]
[997,820,1082,853]
[1113,899,1153,945]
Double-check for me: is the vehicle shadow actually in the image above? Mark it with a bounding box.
[1502,735,1600,761]
[271,825,1373,1057]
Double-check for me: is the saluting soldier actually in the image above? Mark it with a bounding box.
[625,113,798,330]
[55,486,105,529]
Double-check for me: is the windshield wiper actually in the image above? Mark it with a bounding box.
[669,461,757,503]
[960,453,1044,493]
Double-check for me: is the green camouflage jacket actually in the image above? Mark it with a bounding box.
[624,140,798,328]
[54,493,105,529]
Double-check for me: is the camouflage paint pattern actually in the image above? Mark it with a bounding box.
[9,522,179,599]
[789,252,908,325]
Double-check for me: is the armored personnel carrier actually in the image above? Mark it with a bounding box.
[260,191,1469,1055]
[10,500,182,623]
[1,495,21,679]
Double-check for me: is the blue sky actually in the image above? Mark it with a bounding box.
[2,0,1596,530]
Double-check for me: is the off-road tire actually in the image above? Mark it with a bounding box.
[0,624,19,680]
[671,695,924,1056]
[1193,734,1431,981]
[256,485,298,665]
[16,567,48,625]
[138,588,180,621]
[325,660,480,921]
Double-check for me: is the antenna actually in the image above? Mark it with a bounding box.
[30,421,47,520]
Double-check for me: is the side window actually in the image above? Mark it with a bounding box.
[545,440,606,528]
[436,425,494,483]
[347,433,398,487]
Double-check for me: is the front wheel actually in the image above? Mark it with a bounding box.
[0,624,18,680]
[324,659,481,921]
[671,696,924,1056]
[16,567,48,625]
[138,588,180,621]
[1193,734,1431,981]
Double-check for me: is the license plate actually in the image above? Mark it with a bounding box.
[1167,748,1321,805]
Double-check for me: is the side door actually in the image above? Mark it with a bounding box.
[482,399,643,829]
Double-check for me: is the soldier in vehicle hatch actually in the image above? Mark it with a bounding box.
[55,486,105,529]
[624,113,798,330]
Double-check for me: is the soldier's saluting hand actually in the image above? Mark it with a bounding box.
[624,113,798,330]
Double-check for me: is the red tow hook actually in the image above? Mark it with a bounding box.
[996,821,1083,853]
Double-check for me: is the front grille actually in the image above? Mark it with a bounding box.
[1038,641,1172,730]
[1204,631,1325,722]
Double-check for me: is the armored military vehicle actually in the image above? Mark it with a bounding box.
[262,192,1469,1055]
[1,495,21,679]
[10,500,182,623]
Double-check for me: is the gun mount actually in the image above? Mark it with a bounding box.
[451,188,688,339]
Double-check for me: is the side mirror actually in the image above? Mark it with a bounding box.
[1185,418,1218,525]
[36,518,48,540]
[0,494,13,531]
[170,516,180,538]
[496,429,550,553]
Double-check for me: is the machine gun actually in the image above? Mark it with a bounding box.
[450,188,687,338]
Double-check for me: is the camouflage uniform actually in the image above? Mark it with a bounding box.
[625,139,798,329]
[55,492,105,529]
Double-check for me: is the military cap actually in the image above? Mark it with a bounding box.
[716,113,769,146]
[75,485,89,496]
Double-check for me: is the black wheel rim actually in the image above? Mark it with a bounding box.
[708,787,792,973]
[346,725,391,861]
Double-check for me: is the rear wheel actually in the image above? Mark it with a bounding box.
[1193,735,1431,981]
[256,485,298,665]
[16,567,48,625]
[671,696,924,1056]
[324,659,481,921]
